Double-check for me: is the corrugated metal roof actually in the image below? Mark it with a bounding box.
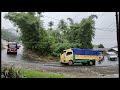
[112,48,118,51]
[93,48,110,51]
[106,52,116,54]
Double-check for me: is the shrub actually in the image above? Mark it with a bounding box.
[1,65,22,78]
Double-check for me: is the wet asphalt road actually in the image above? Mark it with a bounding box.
[1,46,119,78]
[1,45,119,68]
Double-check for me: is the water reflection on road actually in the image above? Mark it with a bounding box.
[1,45,119,67]
[1,45,27,63]
[95,56,119,67]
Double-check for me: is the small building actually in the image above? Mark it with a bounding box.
[108,47,118,55]
[93,48,110,55]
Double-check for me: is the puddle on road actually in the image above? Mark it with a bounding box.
[95,56,118,67]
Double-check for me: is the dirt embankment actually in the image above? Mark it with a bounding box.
[22,49,59,62]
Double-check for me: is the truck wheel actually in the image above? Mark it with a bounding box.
[93,60,95,65]
[88,61,93,66]
[82,63,87,66]
[61,63,67,66]
[68,60,73,66]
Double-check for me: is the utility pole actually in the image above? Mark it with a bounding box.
[115,12,119,45]
[115,12,119,60]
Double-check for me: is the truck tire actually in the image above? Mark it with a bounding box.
[88,61,93,66]
[68,60,73,66]
[93,60,95,65]
[61,63,67,66]
[82,63,87,66]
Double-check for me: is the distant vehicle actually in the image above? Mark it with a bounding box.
[106,52,117,61]
[60,48,100,66]
[7,42,19,54]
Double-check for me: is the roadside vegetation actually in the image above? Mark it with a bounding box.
[1,28,20,43]
[4,12,100,59]
[1,65,67,78]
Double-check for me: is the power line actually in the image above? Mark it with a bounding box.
[95,28,116,32]
[96,12,105,25]
[42,14,116,32]
[105,21,115,29]
[95,28,116,30]
[94,38,117,39]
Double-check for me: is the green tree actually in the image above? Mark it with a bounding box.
[1,28,20,43]
[98,44,104,48]
[66,14,97,49]
[79,14,98,49]
[66,23,80,43]
[47,29,63,43]
[4,12,41,51]
[67,17,74,25]
[28,12,35,16]
[58,19,68,35]
[4,12,56,55]
[48,21,54,30]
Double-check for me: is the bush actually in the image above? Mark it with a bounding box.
[1,65,22,78]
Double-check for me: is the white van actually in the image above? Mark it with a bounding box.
[106,52,117,61]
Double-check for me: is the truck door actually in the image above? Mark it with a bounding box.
[60,51,66,63]
[65,52,73,63]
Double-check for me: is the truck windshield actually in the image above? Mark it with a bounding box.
[9,45,16,48]
[61,51,66,54]
[66,52,72,56]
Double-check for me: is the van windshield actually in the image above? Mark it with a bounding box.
[9,45,16,48]
[109,54,116,56]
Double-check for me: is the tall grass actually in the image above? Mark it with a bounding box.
[1,66,67,78]
[1,65,22,78]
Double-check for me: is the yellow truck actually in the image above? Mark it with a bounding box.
[60,48,100,65]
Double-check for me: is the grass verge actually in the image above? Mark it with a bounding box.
[1,66,67,78]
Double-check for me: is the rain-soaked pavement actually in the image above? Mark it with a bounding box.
[1,45,119,78]
[1,45,119,67]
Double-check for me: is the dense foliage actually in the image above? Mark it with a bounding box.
[4,12,98,57]
[1,28,20,43]
[98,44,104,48]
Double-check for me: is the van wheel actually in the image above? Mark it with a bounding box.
[68,60,73,66]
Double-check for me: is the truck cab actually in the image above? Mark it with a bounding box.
[60,49,73,65]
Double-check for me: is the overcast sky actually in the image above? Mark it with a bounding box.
[1,12,117,48]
